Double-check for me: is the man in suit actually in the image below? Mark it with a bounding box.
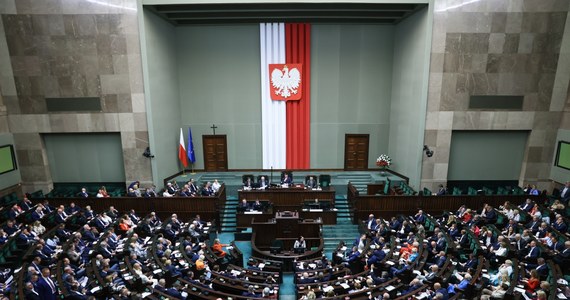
[242,286,257,298]
[31,207,45,221]
[554,241,570,265]
[78,188,88,198]
[258,176,268,188]
[526,216,541,234]
[306,176,317,188]
[281,173,292,185]
[37,268,58,300]
[458,230,469,248]
[512,234,528,257]
[366,214,377,231]
[433,282,449,300]
[166,182,177,195]
[66,202,81,215]
[524,240,540,262]
[553,217,567,233]
[67,283,87,300]
[519,199,534,212]
[436,184,447,196]
[560,181,570,204]
[24,282,40,300]
[165,282,186,299]
[535,258,549,280]
[188,179,198,195]
[415,210,426,224]
[400,279,423,295]
[238,199,250,212]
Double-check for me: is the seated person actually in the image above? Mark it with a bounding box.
[237,199,250,212]
[201,182,214,196]
[252,200,263,211]
[212,239,229,258]
[294,236,306,253]
[306,176,317,188]
[258,176,268,188]
[243,177,254,189]
[307,199,321,209]
[281,173,292,186]
[78,187,89,198]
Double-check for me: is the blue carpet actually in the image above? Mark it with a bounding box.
[280,273,295,296]
[217,232,235,244]
[234,240,252,266]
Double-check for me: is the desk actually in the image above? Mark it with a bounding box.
[238,187,335,211]
[237,209,273,229]
[300,210,337,225]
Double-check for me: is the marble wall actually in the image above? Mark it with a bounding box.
[422,0,570,190]
[0,0,151,192]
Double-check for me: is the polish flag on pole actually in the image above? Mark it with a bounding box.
[179,128,188,168]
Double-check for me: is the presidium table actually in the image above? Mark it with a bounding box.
[237,185,337,225]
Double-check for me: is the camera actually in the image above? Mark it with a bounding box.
[423,145,434,158]
[143,147,154,158]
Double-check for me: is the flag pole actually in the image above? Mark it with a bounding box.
[191,163,196,175]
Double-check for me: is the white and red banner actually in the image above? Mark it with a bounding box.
[260,23,311,169]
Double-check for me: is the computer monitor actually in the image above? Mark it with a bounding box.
[294,247,305,254]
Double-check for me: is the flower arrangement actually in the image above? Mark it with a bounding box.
[376,154,392,169]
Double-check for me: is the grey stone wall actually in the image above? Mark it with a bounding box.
[0,0,151,192]
[422,0,570,191]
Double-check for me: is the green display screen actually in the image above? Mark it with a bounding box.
[0,145,16,175]
[555,141,570,170]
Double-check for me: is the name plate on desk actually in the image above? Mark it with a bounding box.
[309,209,323,212]
[245,211,262,214]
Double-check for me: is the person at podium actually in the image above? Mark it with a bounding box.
[306,176,317,189]
[238,199,250,212]
[281,173,292,186]
[294,236,306,253]
[252,200,262,211]
[258,176,268,189]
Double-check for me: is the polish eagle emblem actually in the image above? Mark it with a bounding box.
[269,64,302,101]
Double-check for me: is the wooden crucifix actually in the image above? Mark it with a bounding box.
[210,124,218,135]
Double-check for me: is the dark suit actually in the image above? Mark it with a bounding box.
[536,263,549,279]
[525,247,539,259]
[37,277,57,300]
[66,291,88,300]
[165,288,185,299]
[553,222,567,233]
[458,234,469,247]
[306,179,317,188]
[281,175,292,185]
[25,289,41,300]
[367,219,377,230]
[514,239,527,252]
[258,179,268,188]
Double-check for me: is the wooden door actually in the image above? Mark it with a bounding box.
[202,135,228,171]
[344,134,369,170]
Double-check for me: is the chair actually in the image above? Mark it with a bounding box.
[270,240,283,254]
[305,175,318,188]
[242,174,254,185]
[257,175,269,184]
[319,174,331,188]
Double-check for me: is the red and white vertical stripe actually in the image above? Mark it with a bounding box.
[260,23,311,169]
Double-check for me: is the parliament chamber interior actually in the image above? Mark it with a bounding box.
[1,0,570,299]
